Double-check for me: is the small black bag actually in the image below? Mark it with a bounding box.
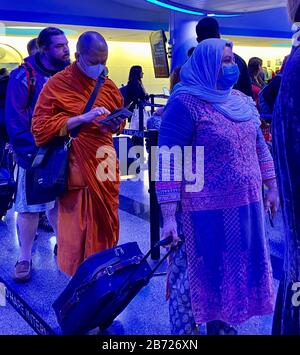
[26,75,105,205]
[52,237,175,335]
[26,137,71,205]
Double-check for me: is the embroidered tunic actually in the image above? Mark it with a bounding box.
[156,91,276,324]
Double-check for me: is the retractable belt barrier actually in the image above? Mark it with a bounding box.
[117,95,168,259]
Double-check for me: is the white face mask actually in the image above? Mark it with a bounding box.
[78,55,105,79]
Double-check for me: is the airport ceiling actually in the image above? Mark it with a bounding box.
[0,20,291,49]
[0,0,292,38]
[111,0,286,13]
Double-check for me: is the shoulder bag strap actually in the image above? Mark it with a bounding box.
[31,73,106,168]
[70,73,106,138]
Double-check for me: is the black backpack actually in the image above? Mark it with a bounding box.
[0,62,36,143]
[0,75,9,142]
[0,146,16,219]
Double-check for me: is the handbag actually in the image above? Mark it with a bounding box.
[26,75,105,205]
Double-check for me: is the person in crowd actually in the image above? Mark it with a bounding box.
[272,0,300,335]
[248,57,271,143]
[0,68,9,150]
[262,66,275,83]
[5,27,70,282]
[26,38,56,234]
[27,37,55,234]
[32,31,124,276]
[170,66,181,92]
[0,68,11,221]
[170,18,253,97]
[147,106,164,131]
[0,68,9,77]
[122,65,148,111]
[259,56,289,115]
[248,57,266,107]
[27,38,39,56]
[170,48,194,92]
[156,38,279,335]
[196,17,253,97]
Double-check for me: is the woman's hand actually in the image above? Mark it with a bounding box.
[264,178,279,218]
[160,202,180,247]
[264,188,279,218]
[161,218,180,248]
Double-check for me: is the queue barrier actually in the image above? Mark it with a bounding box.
[115,95,168,260]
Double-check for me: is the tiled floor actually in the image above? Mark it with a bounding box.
[0,301,36,335]
[0,177,285,335]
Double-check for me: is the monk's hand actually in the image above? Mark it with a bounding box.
[108,117,124,133]
[81,107,110,123]
[99,117,124,134]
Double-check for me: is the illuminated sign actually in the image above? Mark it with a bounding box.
[149,30,169,78]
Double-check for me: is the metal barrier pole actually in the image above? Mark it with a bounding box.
[150,94,155,115]
[124,95,168,259]
[147,129,160,260]
[138,101,144,132]
[132,102,144,158]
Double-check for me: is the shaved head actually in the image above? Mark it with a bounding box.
[75,31,108,70]
[76,31,107,55]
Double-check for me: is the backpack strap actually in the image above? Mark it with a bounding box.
[21,62,36,106]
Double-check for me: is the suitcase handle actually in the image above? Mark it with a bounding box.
[141,235,183,280]
[105,254,144,276]
[156,235,174,247]
[113,235,183,300]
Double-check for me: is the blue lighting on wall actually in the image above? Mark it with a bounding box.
[271,43,291,47]
[146,0,205,15]
[207,13,240,18]
[146,0,240,17]
[4,27,77,36]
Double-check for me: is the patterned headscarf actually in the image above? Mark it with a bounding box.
[172,38,261,127]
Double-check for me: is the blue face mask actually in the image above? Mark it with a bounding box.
[78,56,105,80]
[218,63,240,90]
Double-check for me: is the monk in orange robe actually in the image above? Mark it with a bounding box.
[32,32,124,276]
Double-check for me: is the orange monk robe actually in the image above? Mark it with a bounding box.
[32,63,124,276]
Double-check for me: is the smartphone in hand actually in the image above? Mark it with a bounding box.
[97,108,132,125]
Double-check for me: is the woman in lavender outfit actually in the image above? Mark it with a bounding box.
[156,38,279,335]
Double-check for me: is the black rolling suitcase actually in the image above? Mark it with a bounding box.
[53,237,175,335]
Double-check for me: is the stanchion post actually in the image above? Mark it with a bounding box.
[150,94,155,115]
[134,101,144,148]
[138,101,144,132]
[147,129,160,260]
